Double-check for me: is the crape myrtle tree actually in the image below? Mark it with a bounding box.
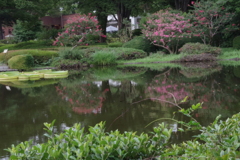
[0,0,58,40]
[142,9,192,54]
[53,14,102,48]
[60,0,177,40]
[189,0,238,45]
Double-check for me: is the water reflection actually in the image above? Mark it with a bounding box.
[1,65,240,158]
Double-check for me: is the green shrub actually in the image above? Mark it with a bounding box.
[8,54,34,70]
[0,49,58,66]
[108,42,123,47]
[37,28,59,40]
[6,121,171,159]
[51,58,81,68]
[103,47,147,60]
[161,113,240,159]
[0,40,55,53]
[233,36,240,49]
[91,51,117,65]
[179,42,222,56]
[59,48,84,60]
[122,36,157,53]
[132,29,142,37]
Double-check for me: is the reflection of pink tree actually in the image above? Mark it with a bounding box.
[55,83,109,114]
[146,72,237,121]
[146,74,192,107]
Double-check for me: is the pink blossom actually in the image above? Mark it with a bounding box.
[199,10,204,13]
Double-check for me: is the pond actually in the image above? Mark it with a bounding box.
[1,63,240,159]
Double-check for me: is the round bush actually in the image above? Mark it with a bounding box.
[233,36,240,50]
[179,43,222,56]
[122,36,157,53]
[8,54,34,70]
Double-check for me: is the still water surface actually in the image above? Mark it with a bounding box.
[1,65,240,158]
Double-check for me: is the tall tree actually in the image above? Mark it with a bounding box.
[0,0,58,39]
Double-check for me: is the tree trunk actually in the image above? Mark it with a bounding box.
[0,21,3,40]
[96,8,108,43]
[116,2,131,30]
[175,0,190,12]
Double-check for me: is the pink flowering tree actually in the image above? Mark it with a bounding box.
[189,0,238,45]
[142,9,192,54]
[53,14,103,48]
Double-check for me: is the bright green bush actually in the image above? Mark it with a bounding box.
[122,36,157,53]
[59,48,85,60]
[233,36,240,50]
[105,47,147,60]
[179,42,222,55]
[6,121,171,159]
[91,51,117,65]
[8,54,34,70]
[108,42,123,47]
[0,49,58,66]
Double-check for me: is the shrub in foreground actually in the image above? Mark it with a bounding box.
[6,121,171,159]
[179,43,222,56]
[160,113,240,159]
[8,54,34,70]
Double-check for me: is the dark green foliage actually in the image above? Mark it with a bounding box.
[8,54,34,70]
[179,43,222,56]
[6,121,171,159]
[233,66,240,78]
[233,36,240,49]
[13,20,42,42]
[132,29,142,37]
[85,34,100,44]
[108,42,123,47]
[122,36,157,53]
[37,28,60,40]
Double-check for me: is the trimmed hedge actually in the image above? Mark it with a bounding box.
[0,49,58,65]
[233,36,240,50]
[108,42,123,47]
[0,40,55,52]
[122,36,157,53]
[8,54,34,70]
[179,42,222,56]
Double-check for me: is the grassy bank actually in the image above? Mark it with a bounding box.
[117,53,186,64]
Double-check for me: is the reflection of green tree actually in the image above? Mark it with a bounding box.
[84,67,148,82]
[179,66,222,81]
[233,66,240,78]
